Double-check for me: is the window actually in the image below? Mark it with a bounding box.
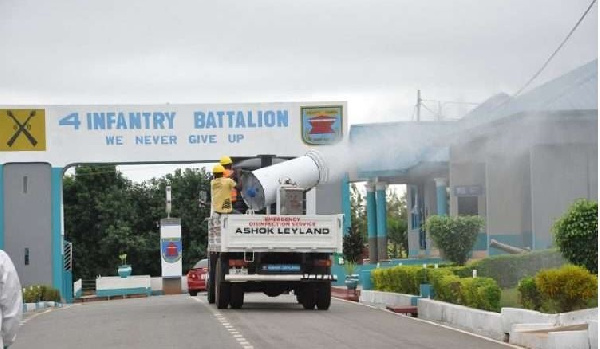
[457,196,478,216]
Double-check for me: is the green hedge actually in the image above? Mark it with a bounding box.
[22,285,61,303]
[454,249,566,288]
[371,266,501,312]
[371,266,428,295]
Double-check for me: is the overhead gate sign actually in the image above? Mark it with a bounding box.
[0,102,347,166]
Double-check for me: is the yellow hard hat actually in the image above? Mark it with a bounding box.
[212,164,225,174]
[220,156,233,165]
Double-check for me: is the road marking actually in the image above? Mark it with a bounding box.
[191,296,254,349]
[332,297,521,348]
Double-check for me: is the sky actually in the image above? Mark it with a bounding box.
[1,0,597,182]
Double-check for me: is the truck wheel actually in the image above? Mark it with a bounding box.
[189,290,198,297]
[316,283,331,310]
[230,284,244,309]
[301,283,316,310]
[208,255,216,304]
[216,258,230,309]
[208,280,215,304]
[295,289,303,304]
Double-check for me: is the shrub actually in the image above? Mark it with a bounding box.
[22,285,61,303]
[517,277,541,310]
[535,265,597,313]
[455,249,566,288]
[459,277,501,312]
[553,199,598,274]
[431,271,461,304]
[343,228,364,263]
[425,215,485,265]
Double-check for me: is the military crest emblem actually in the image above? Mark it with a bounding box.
[301,106,343,145]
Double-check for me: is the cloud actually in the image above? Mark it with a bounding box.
[0,0,596,124]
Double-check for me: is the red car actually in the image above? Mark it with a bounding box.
[187,258,208,296]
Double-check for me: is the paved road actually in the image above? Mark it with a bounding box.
[13,293,512,349]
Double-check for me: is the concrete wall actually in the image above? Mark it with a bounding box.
[485,153,532,250]
[360,290,420,308]
[448,162,486,217]
[530,144,597,249]
[3,163,53,287]
[418,298,505,341]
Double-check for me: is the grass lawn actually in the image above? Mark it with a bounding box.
[500,287,521,309]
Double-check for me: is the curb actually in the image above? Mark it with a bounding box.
[23,301,64,314]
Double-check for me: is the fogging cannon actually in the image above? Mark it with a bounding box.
[240,150,329,213]
[489,239,531,254]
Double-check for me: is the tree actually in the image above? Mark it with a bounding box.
[150,168,212,273]
[387,188,408,258]
[343,228,364,264]
[553,199,598,274]
[425,215,485,265]
[349,183,366,241]
[63,165,213,281]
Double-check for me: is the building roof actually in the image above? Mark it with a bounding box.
[462,59,598,130]
[349,59,598,178]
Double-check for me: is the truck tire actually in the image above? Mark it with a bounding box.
[316,283,331,310]
[189,290,198,297]
[230,283,244,309]
[301,283,316,310]
[208,255,216,304]
[215,258,230,309]
[295,289,303,304]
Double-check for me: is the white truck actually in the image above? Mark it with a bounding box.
[206,151,343,310]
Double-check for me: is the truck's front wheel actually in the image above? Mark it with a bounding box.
[316,282,331,310]
[215,257,230,309]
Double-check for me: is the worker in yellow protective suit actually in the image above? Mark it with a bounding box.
[219,156,238,204]
[211,164,236,214]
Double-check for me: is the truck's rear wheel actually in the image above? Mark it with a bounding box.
[215,258,230,309]
[301,283,316,310]
[230,284,244,309]
[208,254,216,304]
[316,283,331,310]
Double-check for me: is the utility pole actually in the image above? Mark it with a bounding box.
[416,90,422,122]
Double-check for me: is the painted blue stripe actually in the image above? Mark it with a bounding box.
[51,167,63,295]
[341,173,351,235]
[0,164,3,250]
[472,232,488,250]
[96,287,152,297]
